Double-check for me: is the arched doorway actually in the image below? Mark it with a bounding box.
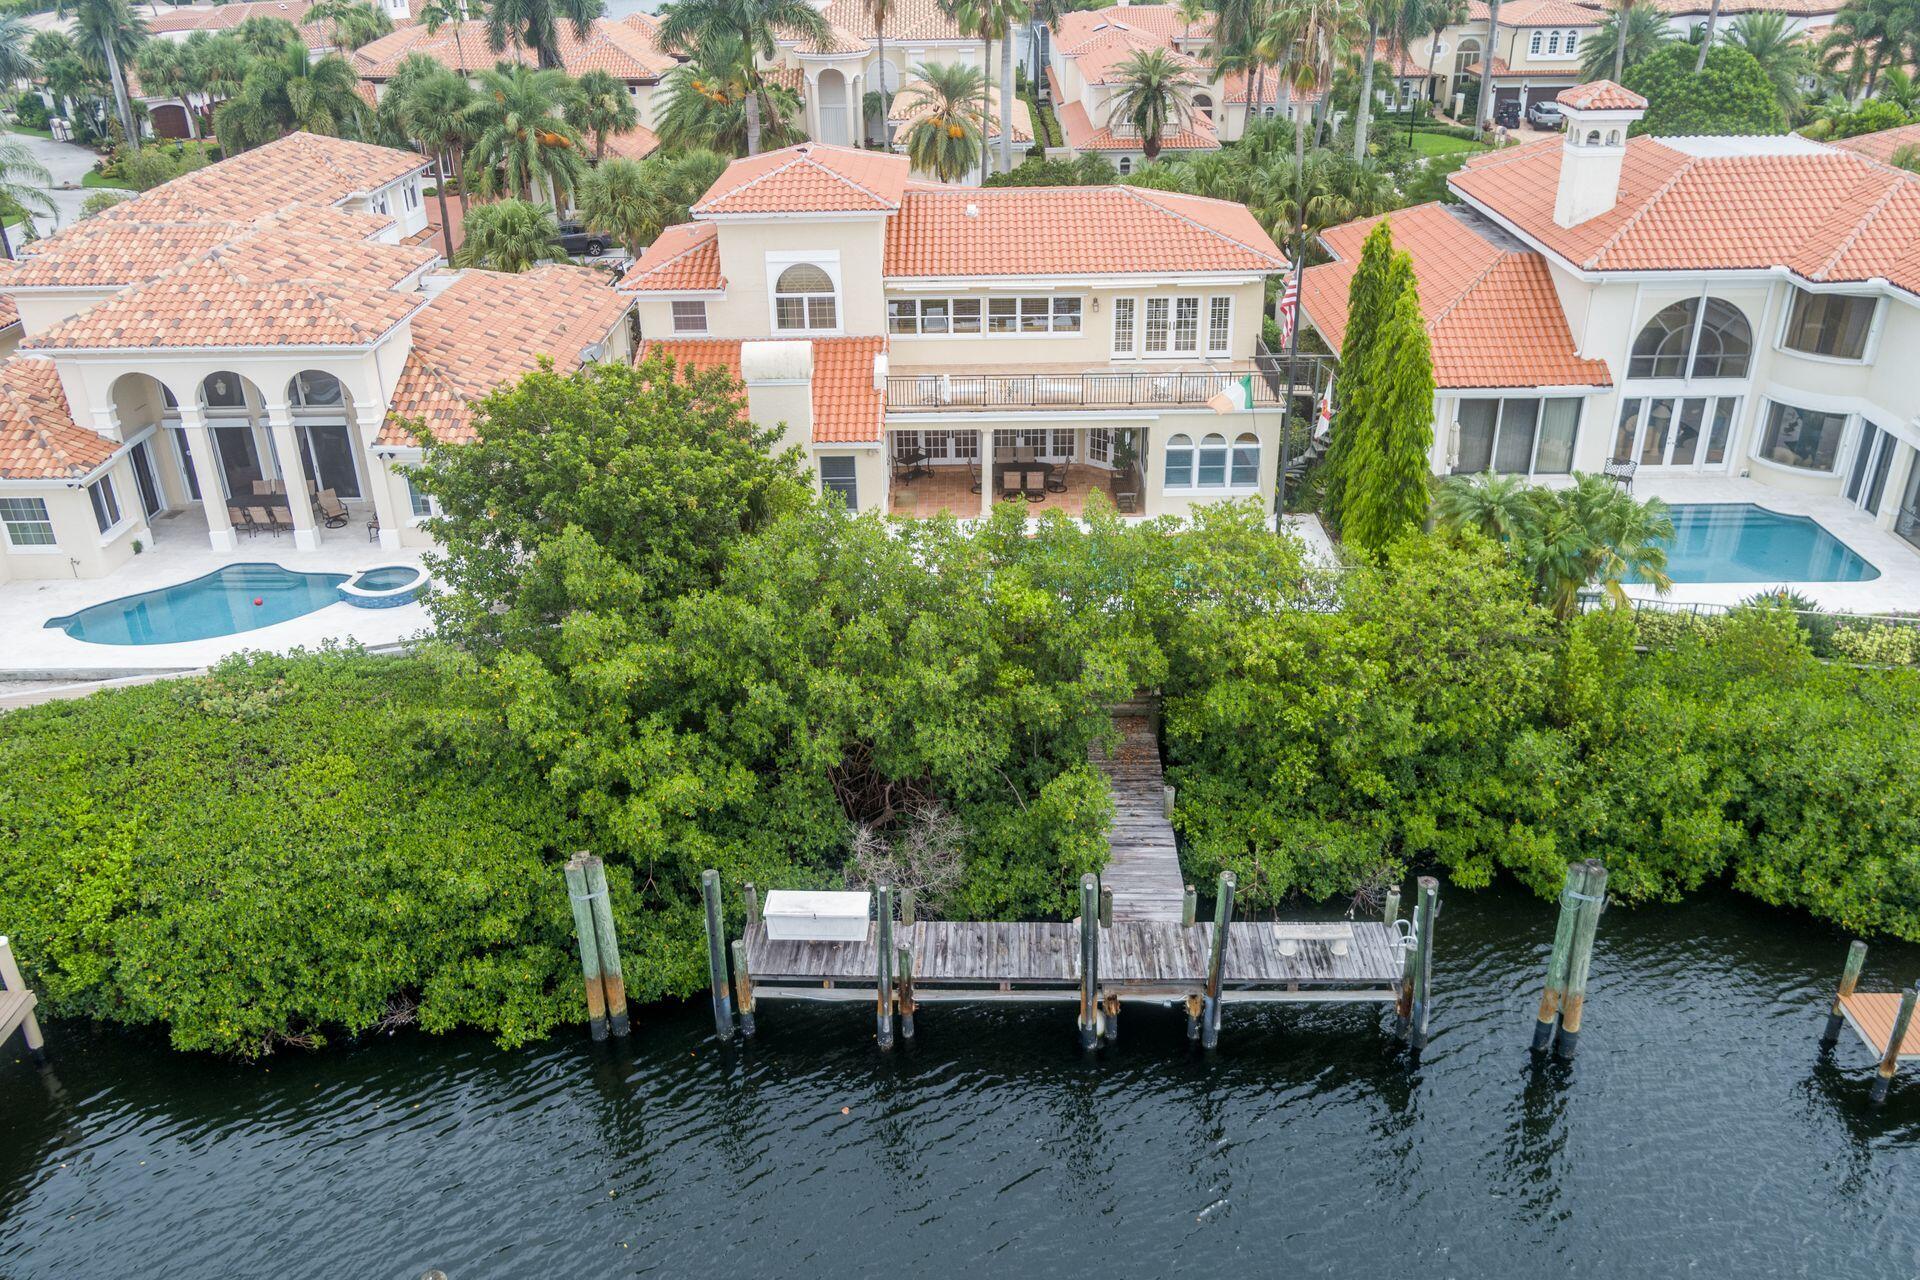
[200,370,269,503]
[106,371,181,519]
[817,68,850,146]
[286,370,365,499]
[149,102,193,140]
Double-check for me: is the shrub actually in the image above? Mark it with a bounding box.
[1624,43,1787,136]
[1829,621,1920,666]
[13,92,48,129]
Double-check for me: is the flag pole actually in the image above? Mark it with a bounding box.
[1278,218,1306,532]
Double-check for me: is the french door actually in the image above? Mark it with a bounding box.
[129,440,164,518]
[1845,423,1896,515]
[1612,395,1739,471]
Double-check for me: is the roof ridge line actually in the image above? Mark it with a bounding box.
[1585,153,1701,271]
[697,151,810,211]
[1117,186,1285,265]
[798,149,899,209]
[626,224,716,278]
[1808,167,1910,281]
[1427,250,1510,330]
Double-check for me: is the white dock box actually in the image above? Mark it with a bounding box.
[762,890,872,942]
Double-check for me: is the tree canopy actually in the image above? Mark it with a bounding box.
[1624,42,1788,136]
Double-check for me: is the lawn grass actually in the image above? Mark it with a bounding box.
[5,124,53,140]
[1408,131,1490,156]
[81,168,133,190]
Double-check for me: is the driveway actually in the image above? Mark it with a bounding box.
[5,129,103,250]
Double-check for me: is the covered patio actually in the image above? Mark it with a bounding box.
[885,426,1145,519]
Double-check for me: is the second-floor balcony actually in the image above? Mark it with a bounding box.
[885,362,1296,414]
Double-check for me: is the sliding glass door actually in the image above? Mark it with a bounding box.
[1845,423,1896,515]
[1611,395,1738,471]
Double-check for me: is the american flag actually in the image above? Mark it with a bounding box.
[1275,267,1301,347]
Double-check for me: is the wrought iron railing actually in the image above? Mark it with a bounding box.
[885,367,1303,412]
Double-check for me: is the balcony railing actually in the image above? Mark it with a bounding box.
[885,368,1298,413]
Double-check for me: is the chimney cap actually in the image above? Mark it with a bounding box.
[1555,80,1648,114]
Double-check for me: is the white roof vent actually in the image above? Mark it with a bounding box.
[964,202,980,217]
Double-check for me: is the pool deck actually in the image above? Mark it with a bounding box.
[1619,475,1920,614]
[0,511,432,679]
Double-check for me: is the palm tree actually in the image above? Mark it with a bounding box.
[900,60,985,180]
[73,0,146,149]
[385,63,476,256]
[0,138,54,260]
[1406,0,1467,139]
[1889,141,1920,171]
[992,0,1029,175]
[134,38,196,137]
[486,0,600,70]
[463,64,586,205]
[1818,0,1908,102]
[418,0,478,73]
[1265,0,1365,164]
[184,32,251,130]
[656,0,829,154]
[308,0,394,52]
[1432,473,1534,544]
[1724,12,1809,114]
[1351,0,1395,160]
[454,196,559,271]
[213,45,368,153]
[565,68,637,160]
[1875,65,1920,114]
[655,35,805,154]
[1106,48,1201,162]
[1479,0,1502,133]
[937,0,998,178]
[1695,0,1723,71]
[1580,4,1669,81]
[576,155,653,253]
[0,15,39,89]
[233,14,303,57]
[864,0,893,144]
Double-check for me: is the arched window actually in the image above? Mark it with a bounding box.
[1606,128,1620,144]
[1585,129,1601,145]
[1193,92,1214,124]
[1566,31,1579,54]
[1629,299,1752,380]
[775,263,837,330]
[1530,31,1543,54]
[1453,38,1481,76]
[1165,433,1195,486]
[1197,432,1228,486]
[290,371,343,409]
[201,371,249,409]
[1117,155,1133,174]
[1231,433,1260,487]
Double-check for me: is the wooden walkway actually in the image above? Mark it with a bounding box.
[1841,991,1920,1058]
[1090,713,1187,923]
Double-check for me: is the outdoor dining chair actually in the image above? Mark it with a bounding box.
[1023,469,1047,503]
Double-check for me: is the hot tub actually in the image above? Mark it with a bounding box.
[338,564,429,609]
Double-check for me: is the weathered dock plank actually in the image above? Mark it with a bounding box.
[1091,714,1188,923]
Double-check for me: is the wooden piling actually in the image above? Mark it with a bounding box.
[1201,870,1235,1050]
[1099,884,1114,930]
[563,854,608,1041]
[1103,993,1121,1044]
[1185,993,1202,1041]
[730,939,757,1038]
[1394,882,1418,1037]
[1553,859,1607,1060]
[1821,940,1869,1048]
[1162,784,1175,818]
[0,935,46,1065]
[744,882,761,926]
[1870,982,1918,1104]
[875,885,896,1050]
[1532,862,1589,1054]
[583,856,630,1037]
[1078,874,1100,1049]
[1408,876,1439,1054]
[1181,884,1196,928]
[900,888,916,929]
[700,868,734,1040]
[1383,888,1400,926]
[897,945,916,1040]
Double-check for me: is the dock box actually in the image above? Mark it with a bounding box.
[762,890,872,942]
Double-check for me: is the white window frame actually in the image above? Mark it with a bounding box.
[1164,430,1258,493]
[0,494,58,552]
[1112,297,1136,356]
[1530,31,1543,54]
[1609,395,1737,472]
[1116,295,1227,360]
[88,473,127,540]
[1752,398,1851,476]
[671,300,710,334]
[767,251,843,336]
[888,295,1081,337]
[1775,288,1882,365]
[1207,295,1233,356]
[1456,396,1587,475]
[405,471,440,522]
[1144,298,1171,355]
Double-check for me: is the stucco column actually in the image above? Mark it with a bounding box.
[805,69,821,142]
[849,70,863,148]
[358,403,404,550]
[179,405,235,552]
[265,401,320,551]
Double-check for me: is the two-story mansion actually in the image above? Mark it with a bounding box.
[1300,82,1920,549]
[618,142,1291,519]
[0,133,634,583]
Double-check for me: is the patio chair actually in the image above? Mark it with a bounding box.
[1114,488,1139,514]
[316,489,350,529]
[1014,445,1036,464]
[228,504,257,538]
[1603,459,1637,493]
[247,505,282,535]
[1001,469,1023,501]
[1046,464,1068,494]
[1023,469,1047,503]
[367,515,381,544]
[969,458,982,494]
[250,479,274,497]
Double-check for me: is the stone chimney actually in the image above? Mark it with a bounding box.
[1552,81,1648,229]
[740,340,815,455]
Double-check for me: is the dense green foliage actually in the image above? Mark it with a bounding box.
[1624,44,1788,137]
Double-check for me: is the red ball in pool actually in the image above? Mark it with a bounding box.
[253,597,264,606]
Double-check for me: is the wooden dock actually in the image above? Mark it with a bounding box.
[1839,991,1920,1059]
[1091,713,1187,923]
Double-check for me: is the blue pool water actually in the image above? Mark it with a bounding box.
[1633,503,1881,584]
[45,564,350,645]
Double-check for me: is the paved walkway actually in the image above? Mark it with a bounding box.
[4,129,101,247]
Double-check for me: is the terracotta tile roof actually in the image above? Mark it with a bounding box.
[1053,6,1213,51]
[1557,79,1647,110]
[787,19,870,54]
[145,0,319,33]
[1647,0,1836,13]
[889,81,1033,145]
[599,122,663,162]
[1220,66,1290,105]
[638,336,887,444]
[10,219,247,290]
[23,229,436,352]
[884,184,1284,277]
[0,357,114,480]
[814,0,966,42]
[617,221,722,291]
[1065,26,1206,85]
[1362,38,1432,79]
[88,132,426,225]
[1054,94,1219,151]
[1468,0,1605,24]
[1834,122,1920,164]
[1302,202,1611,389]
[378,264,633,445]
[0,260,16,329]
[1451,134,1920,298]
[694,143,910,215]
[354,17,675,80]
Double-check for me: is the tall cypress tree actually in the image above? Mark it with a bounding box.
[1321,218,1397,533]
[1341,253,1436,556]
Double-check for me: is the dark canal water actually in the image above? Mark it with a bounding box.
[4,884,1918,1279]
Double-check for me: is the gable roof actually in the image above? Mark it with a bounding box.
[812,0,966,42]
[1054,91,1220,152]
[91,133,426,225]
[378,265,633,445]
[693,143,910,215]
[1833,122,1920,165]
[617,221,723,292]
[1052,6,1213,51]
[883,184,1284,278]
[1300,202,1612,390]
[0,357,115,480]
[353,16,675,80]
[1467,0,1605,25]
[639,336,887,444]
[1451,133,1920,298]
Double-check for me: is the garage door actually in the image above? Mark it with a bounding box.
[1524,85,1563,110]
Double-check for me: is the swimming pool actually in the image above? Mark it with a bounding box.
[45,564,350,645]
[1634,504,1880,584]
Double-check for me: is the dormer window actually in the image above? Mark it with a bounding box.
[774,263,837,331]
